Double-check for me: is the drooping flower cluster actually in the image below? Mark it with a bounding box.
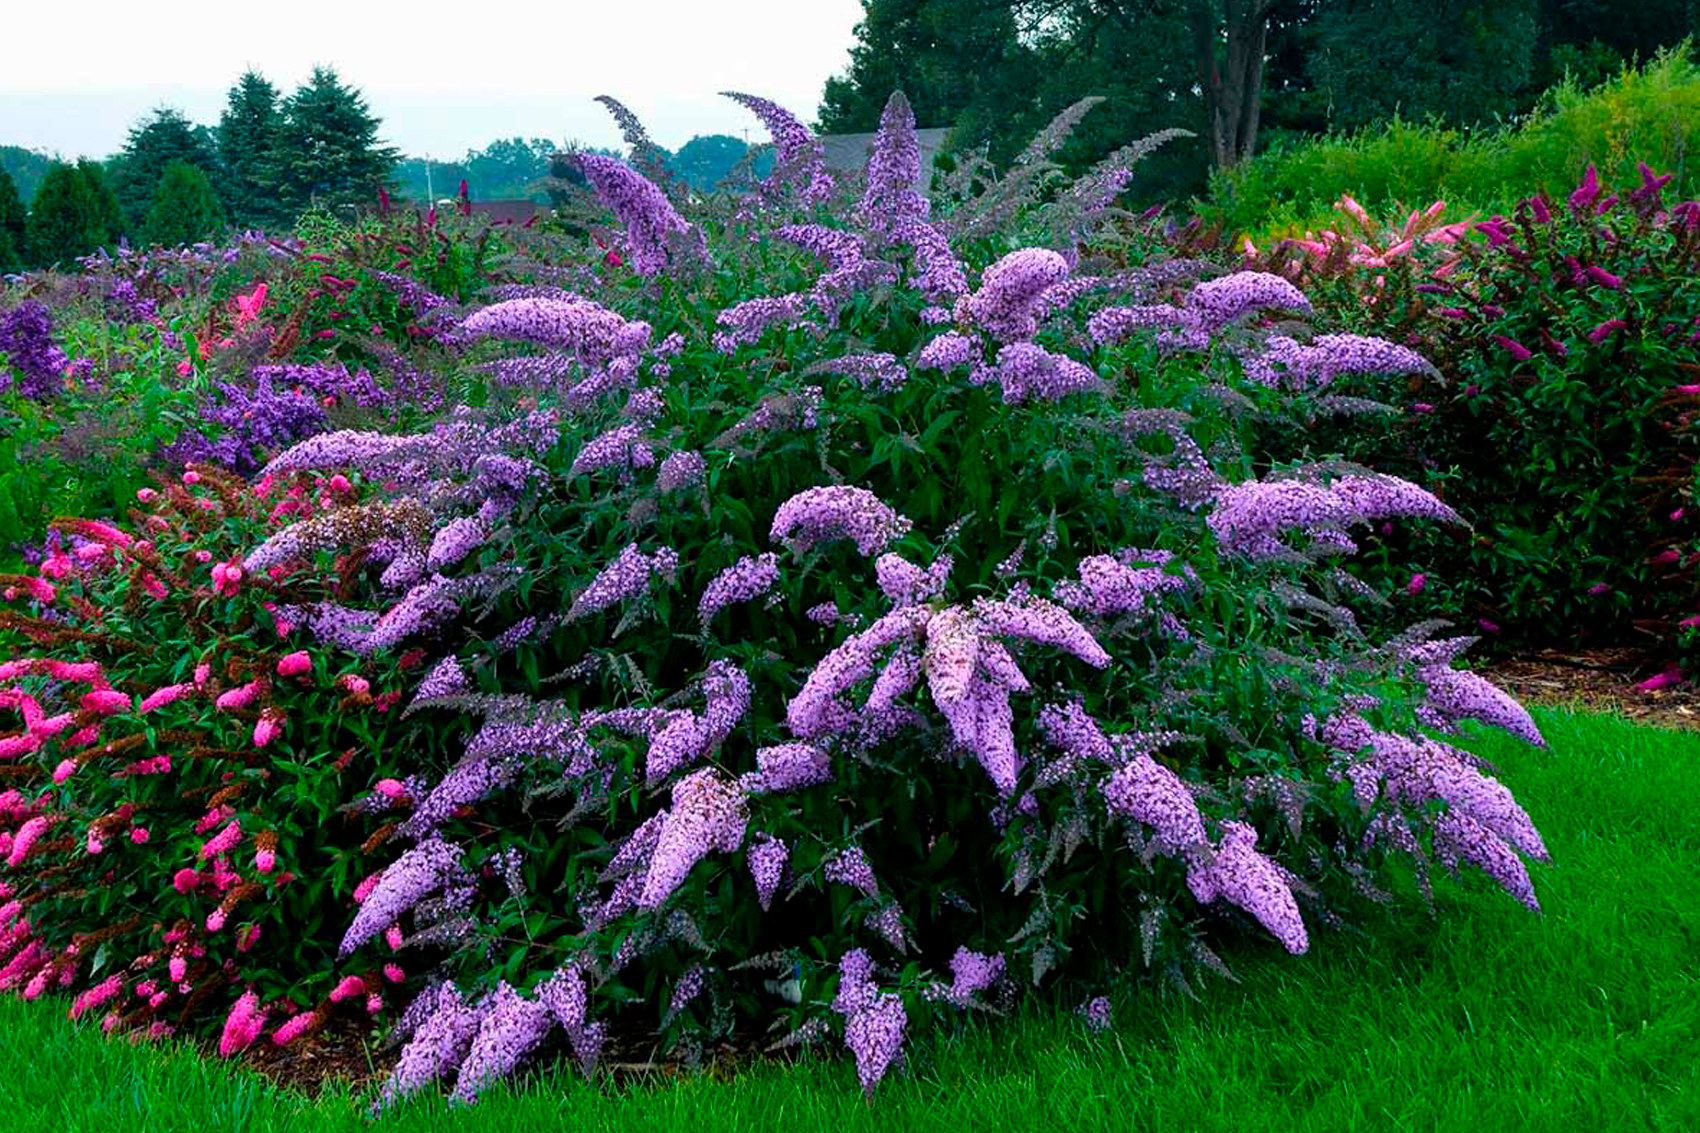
[577,154,707,277]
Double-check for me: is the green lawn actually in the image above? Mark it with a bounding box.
[2,707,1697,1133]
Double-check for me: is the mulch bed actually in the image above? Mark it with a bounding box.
[1477,647,1700,730]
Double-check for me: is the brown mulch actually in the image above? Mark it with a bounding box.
[237,1016,395,1097]
[1477,646,1700,730]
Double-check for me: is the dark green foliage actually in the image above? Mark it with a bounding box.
[217,70,285,230]
[0,167,24,271]
[1305,0,1541,132]
[1258,166,1700,652]
[111,108,221,235]
[819,0,1045,160]
[142,159,227,247]
[0,145,52,207]
[270,67,399,216]
[24,161,117,266]
[667,134,755,192]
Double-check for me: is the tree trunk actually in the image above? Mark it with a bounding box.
[1188,0,1277,169]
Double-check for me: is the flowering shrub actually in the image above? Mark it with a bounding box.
[1249,163,1700,657]
[178,94,1554,1108]
[0,465,462,1046]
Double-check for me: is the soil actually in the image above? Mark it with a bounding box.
[1477,646,1700,730]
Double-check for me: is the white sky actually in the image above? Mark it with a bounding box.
[0,0,866,159]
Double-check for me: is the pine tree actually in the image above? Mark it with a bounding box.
[271,67,398,216]
[0,167,24,271]
[110,108,220,235]
[217,70,283,229]
[25,162,104,265]
[141,160,226,247]
[77,161,124,250]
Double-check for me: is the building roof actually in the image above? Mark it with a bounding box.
[817,128,952,191]
[466,199,539,224]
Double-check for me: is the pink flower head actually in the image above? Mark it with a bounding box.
[276,651,312,677]
[130,827,150,844]
[374,778,407,801]
[272,1011,315,1045]
[198,819,242,861]
[329,975,367,1003]
[1637,668,1684,692]
[79,689,130,716]
[218,991,266,1058]
[253,709,284,749]
[255,846,277,874]
[172,867,200,894]
[1406,573,1427,595]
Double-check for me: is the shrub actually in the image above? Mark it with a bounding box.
[0,465,461,1044]
[1206,47,1700,244]
[2,92,1553,1110]
[215,95,1547,1108]
[141,160,227,249]
[1240,163,1700,656]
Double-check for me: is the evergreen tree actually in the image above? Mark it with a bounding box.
[0,167,24,272]
[77,161,125,250]
[26,162,105,265]
[271,67,398,215]
[111,108,220,235]
[217,70,283,229]
[142,159,227,247]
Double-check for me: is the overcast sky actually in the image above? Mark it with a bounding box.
[2,0,866,159]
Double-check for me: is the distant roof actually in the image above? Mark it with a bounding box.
[818,128,952,191]
[467,199,539,224]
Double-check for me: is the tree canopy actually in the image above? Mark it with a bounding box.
[821,0,1700,178]
[25,161,121,267]
[269,66,398,215]
[217,70,284,230]
[142,159,227,248]
[110,108,220,235]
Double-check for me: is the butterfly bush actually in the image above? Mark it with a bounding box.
[2,90,1554,1111]
[0,464,449,1048]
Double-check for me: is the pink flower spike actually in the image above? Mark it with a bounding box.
[182,471,201,486]
[194,663,212,685]
[383,925,404,950]
[172,868,200,894]
[272,1011,314,1045]
[1406,573,1427,595]
[253,711,283,748]
[237,924,261,952]
[255,846,277,874]
[1636,668,1684,692]
[276,651,312,677]
[218,991,266,1058]
[329,975,367,1003]
[80,690,131,716]
[1477,619,1501,633]
[1680,615,1700,628]
[382,963,405,983]
[52,759,78,784]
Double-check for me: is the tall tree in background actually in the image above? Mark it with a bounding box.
[819,0,1045,159]
[141,160,226,247]
[0,147,52,206]
[0,167,24,271]
[25,161,118,265]
[75,161,123,251]
[270,67,398,215]
[1306,0,1540,131]
[668,135,755,191]
[109,108,220,235]
[464,137,556,199]
[216,70,283,230]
